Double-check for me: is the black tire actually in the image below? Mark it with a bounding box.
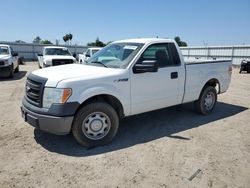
[14,64,19,73]
[194,86,217,115]
[9,64,14,78]
[72,102,119,147]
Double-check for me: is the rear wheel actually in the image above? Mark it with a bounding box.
[195,86,217,115]
[72,102,119,147]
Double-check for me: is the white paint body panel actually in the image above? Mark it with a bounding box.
[0,44,18,69]
[79,47,102,63]
[31,38,232,117]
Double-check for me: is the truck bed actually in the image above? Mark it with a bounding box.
[182,59,232,104]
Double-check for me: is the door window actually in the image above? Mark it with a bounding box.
[141,43,180,68]
[86,50,91,57]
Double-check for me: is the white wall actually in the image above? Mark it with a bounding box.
[180,45,250,65]
[0,41,88,60]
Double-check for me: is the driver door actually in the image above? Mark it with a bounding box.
[130,43,183,115]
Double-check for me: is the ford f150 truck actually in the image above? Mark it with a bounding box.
[79,47,102,63]
[0,44,19,78]
[37,46,76,68]
[21,38,232,147]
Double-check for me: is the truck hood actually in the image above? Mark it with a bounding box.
[0,54,11,60]
[32,64,123,87]
[44,55,75,60]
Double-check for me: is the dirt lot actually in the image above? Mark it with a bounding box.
[0,62,249,188]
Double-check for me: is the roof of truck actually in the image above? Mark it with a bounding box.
[113,38,174,44]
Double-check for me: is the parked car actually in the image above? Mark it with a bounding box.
[21,38,232,147]
[239,60,250,73]
[79,47,102,63]
[37,46,76,68]
[0,44,19,78]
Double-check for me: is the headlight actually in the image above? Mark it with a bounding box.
[4,60,9,65]
[44,59,52,65]
[43,88,72,108]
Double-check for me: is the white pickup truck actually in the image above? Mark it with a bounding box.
[21,38,232,147]
[37,46,76,68]
[0,44,19,78]
[78,47,102,63]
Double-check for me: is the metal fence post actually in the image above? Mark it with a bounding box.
[231,46,234,63]
[32,44,35,61]
[207,47,210,59]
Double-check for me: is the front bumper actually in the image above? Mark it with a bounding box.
[21,104,74,135]
[0,65,12,77]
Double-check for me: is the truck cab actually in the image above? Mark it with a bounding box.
[37,46,76,68]
[79,47,102,63]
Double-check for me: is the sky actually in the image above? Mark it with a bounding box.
[0,0,250,46]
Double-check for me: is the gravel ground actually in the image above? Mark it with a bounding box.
[0,62,249,188]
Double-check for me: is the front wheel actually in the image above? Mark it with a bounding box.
[14,64,19,73]
[194,86,217,115]
[9,64,14,78]
[72,102,119,147]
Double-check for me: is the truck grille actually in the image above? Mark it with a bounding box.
[25,75,46,107]
[52,59,73,66]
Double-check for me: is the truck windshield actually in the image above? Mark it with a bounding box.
[44,48,71,56]
[0,47,9,55]
[92,49,100,55]
[86,43,143,68]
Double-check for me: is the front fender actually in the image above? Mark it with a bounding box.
[78,84,130,116]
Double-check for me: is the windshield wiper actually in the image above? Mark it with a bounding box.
[91,61,108,68]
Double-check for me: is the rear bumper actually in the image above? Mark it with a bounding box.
[21,104,73,135]
[0,65,11,77]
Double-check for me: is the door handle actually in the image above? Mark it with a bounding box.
[171,72,178,79]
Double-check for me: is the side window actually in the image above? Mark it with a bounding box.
[10,47,14,55]
[86,50,90,56]
[141,43,180,68]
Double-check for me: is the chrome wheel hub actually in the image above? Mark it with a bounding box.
[82,112,111,140]
[204,92,215,110]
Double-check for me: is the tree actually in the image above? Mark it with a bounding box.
[174,36,187,47]
[33,36,41,44]
[63,33,73,45]
[63,35,68,43]
[87,37,106,47]
[15,40,26,43]
[40,40,53,44]
[68,33,73,44]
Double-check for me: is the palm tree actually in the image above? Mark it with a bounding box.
[68,34,73,44]
[63,35,68,44]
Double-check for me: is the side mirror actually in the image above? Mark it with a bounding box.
[85,54,90,57]
[12,52,18,57]
[73,53,77,58]
[37,53,43,56]
[133,60,158,74]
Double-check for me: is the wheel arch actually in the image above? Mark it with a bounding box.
[200,78,220,97]
[76,94,125,119]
